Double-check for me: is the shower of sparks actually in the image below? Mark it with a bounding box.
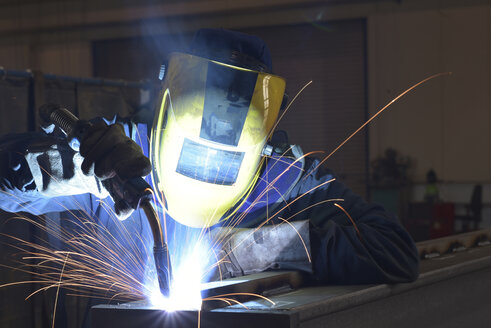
[0,195,274,312]
[0,206,150,302]
[0,72,448,317]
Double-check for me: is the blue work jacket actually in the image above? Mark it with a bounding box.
[0,119,419,285]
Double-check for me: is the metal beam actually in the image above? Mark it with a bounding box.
[417,228,491,258]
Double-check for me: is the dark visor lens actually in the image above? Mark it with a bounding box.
[176,138,244,185]
[200,62,258,146]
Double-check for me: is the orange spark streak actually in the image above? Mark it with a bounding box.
[205,292,275,305]
[333,203,362,240]
[311,72,451,173]
[52,252,69,328]
[277,217,312,263]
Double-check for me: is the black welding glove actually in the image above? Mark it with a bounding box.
[79,120,151,219]
[209,220,313,281]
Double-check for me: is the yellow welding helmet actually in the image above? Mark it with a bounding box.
[150,52,285,228]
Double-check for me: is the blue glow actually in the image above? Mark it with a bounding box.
[143,225,215,311]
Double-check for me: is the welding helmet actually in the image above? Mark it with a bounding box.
[150,29,286,228]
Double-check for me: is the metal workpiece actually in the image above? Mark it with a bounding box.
[201,271,304,310]
[92,232,491,328]
[92,302,292,328]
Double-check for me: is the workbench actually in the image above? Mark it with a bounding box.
[92,232,491,327]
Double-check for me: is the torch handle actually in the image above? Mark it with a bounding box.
[39,103,91,150]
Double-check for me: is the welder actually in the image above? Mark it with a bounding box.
[0,27,418,311]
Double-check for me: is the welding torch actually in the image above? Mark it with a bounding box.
[39,104,172,297]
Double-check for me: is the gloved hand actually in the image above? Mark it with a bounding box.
[208,220,313,281]
[79,120,152,219]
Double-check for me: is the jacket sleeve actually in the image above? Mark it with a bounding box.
[0,132,101,215]
[0,114,141,215]
[284,157,419,284]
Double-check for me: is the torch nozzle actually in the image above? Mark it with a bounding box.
[140,201,172,297]
[154,244,172,297]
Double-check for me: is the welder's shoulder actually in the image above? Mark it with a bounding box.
[288,154,398,228]
[291,155,336,194]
